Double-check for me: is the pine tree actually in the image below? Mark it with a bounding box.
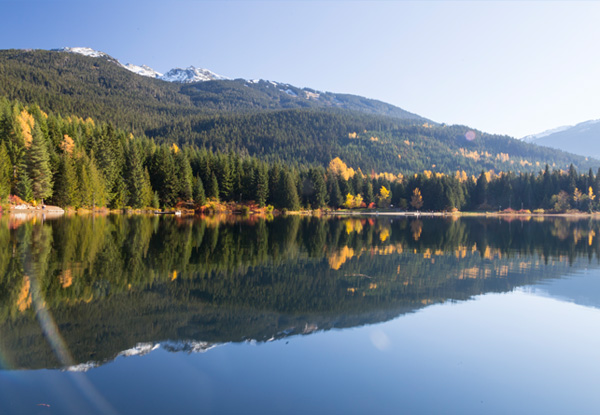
[309,168,328,209]
[0,143,12,201]
[52,154,77,207]
[327,175,343,208]
[125,142,147,208]
[176,151,193,202]
[27,123,53,202]
[255,164,269,207]
[16,168,32,202]
[209,173,220,201]
[193,175,206,206]
[280,170,300,210]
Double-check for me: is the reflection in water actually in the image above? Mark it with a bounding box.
[1,214,600,370]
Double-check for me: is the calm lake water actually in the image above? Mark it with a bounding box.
[1,213,600,414]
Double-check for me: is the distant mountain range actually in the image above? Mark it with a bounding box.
[0,47,597,173]
[522,119,600,159]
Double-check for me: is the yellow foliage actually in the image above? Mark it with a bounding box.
[423,170,433,179]
[60,269,73,288]
[171,270,178,281]
[348,132,358,139]
[379,186,391,201]
[61,134,75,154]
[370,136,379,142]
[328,157,355,180]
[379,228,390,242]
[18,109,35,148]
[16,276,32,312]
[589,186,596,201]
[328,246,355,270]
[458,148,480,161]
[171,143,180,154]
[496,153,510,163]
[345,219,363,234]
[403,140,411,146]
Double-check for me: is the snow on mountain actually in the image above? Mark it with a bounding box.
[160,66,228,83]
[123,63,163,78]
[53,47,225,83]
[522,125,573,142]
[55,46,112,59]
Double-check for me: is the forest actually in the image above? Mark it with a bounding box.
[1,98,600,213]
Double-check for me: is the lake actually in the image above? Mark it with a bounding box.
[1,213,599,414]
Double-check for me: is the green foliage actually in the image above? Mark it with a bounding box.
[0,142,11,201]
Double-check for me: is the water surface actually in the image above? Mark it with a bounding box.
[1,214,599,414]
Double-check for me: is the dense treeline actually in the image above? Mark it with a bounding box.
[0,49,597,176]
[1,98,600,212]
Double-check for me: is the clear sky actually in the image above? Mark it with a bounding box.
[2,0,600,138]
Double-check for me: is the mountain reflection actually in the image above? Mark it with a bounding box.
[1,214,599,370]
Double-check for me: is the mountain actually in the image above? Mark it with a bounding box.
[160,66,228,83]
[0,48,598,174]
[522,119,600,159]
[55,46,225,83]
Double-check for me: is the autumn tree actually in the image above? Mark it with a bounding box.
[410,187,423,210]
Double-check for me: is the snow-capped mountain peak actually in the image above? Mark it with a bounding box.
[54,46,112,59]
[123,63,163,78]
[53,47,225,83]
[160,66,228,83]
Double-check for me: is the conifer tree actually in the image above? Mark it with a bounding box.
[255,164,269,207]
[52,153,77,207]
[309,168,328,209]
[16,168,32,202]
[0,143,12,201]
[209,173,220,201]
[126,142,149,208]
[193,175,206,206]
[327,175,343,208]
[280,170,300,210]
[176,151,193,202]
[27,123,53,202]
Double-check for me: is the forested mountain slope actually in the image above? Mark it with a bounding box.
[0,48,597,175]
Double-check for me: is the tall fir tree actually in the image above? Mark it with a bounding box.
[0,142,12,201]
[27,123,53,202]
[193,175,206,206]
[255,164,269,207]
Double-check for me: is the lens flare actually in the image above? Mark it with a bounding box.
[465,130,476,141]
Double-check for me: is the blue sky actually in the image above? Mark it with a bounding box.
[2,1,600,138]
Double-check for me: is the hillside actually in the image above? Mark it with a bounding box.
[523,119,600,159]
[0,48,598,174]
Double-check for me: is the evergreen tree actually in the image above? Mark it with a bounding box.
[176,151,193,202]
[309,168,328,209]
[125,142,148,208]
[279,170,300,210]
[27,123,53,202]
[16,168,32,202]
[209,173,220,201]
[327,175,343,208]
[52,153,77,207]
[193,175,206,206]
[0,143,12,201]
[255,164,269,207]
